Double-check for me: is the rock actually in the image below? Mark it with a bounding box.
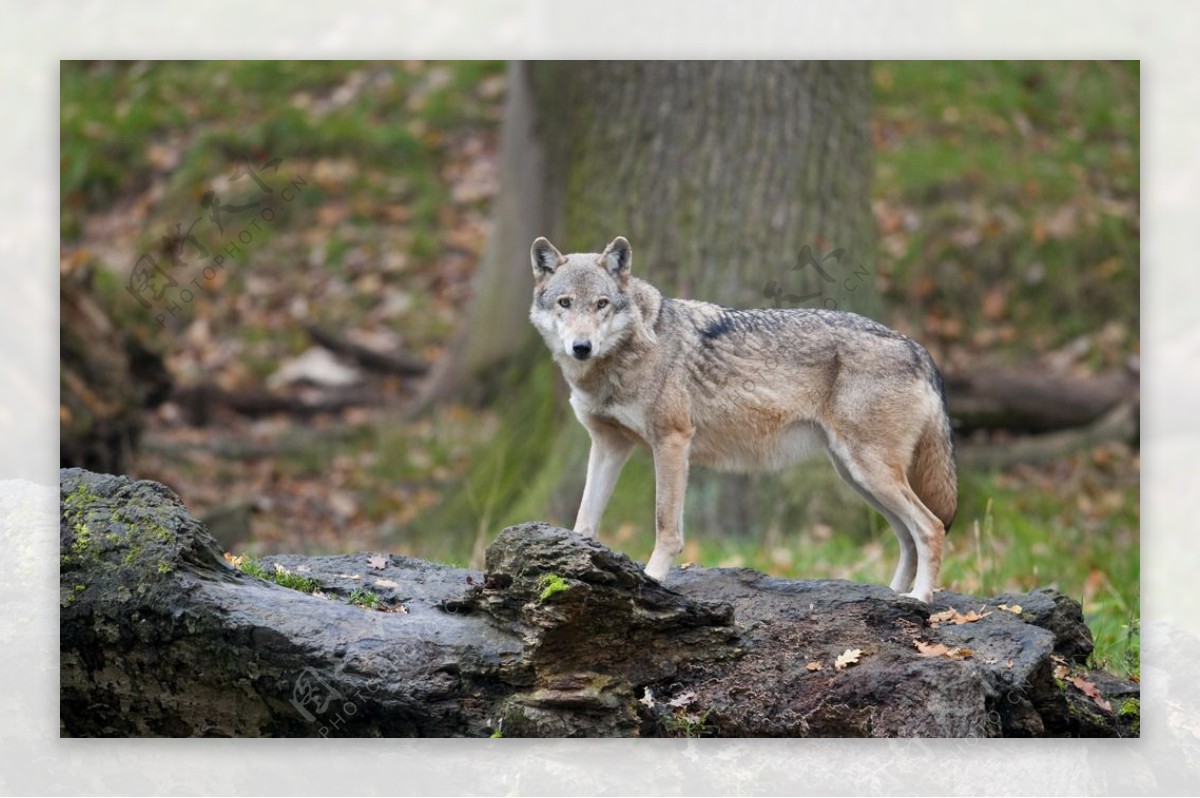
[59,468,1139,737]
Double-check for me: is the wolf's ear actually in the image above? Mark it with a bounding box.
[530,237,564,281]
[600,236,632,285]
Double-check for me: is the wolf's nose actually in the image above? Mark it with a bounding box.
[572,340,593,359]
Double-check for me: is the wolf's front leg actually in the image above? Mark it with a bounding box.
[573,423,634,538]
[645,430,692,583]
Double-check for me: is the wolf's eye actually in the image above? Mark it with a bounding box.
[558,297,571,309]
[596,298,609,310]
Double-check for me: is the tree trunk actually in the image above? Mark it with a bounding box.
[60,469,1139,738]
[60,260,172,474]
[420,61,879,547]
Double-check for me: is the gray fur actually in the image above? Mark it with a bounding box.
[529,236,958,603]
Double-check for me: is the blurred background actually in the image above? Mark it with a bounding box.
[60,60,1139,675]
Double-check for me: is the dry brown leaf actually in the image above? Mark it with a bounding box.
[954,609,990,624]
[915,640,951,657]
[806,661,823,672]
[1071,676,1113,713]
[1054,664,1070,680]
[835,648,863,670]
[981,286,1008,321]
[367,554,387,570]
[998,603,1023,614]
[930,607,991,626]
[914,640,973,660]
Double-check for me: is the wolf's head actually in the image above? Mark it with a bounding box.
[528,236,635,366]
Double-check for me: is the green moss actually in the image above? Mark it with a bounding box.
[71,522,91,553]
[272,571,320,592]
[537,573,570,602]
[230,556,321,594]
[348,588,382,609]
[1118,698,1140,736]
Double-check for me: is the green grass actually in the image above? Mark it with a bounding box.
[873,60,1139,360]
[347,588,383,609]
[232,556,322,594]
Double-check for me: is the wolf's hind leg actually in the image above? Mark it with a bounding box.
[828,451,917,593]
[829,443,944,603]
[645,430,692,583]
[573,422,635,538]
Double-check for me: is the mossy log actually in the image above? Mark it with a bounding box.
[60,469,1138,738]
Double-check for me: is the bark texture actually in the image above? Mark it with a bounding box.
[60,469,1139,738]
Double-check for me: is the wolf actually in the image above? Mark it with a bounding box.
[528,236,958,603]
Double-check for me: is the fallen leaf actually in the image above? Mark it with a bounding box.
[1054,664,1070,680]
[915,640,950,657]
[835,648,863,670]
[914,640,973,660]
[224,552,244,567]
[367,555,387,569]
[998,603,1023,614]
[954,609,990,624]
[806,661,823,672]
[981,286,1008,321]
[929,607,991,626]
[1071,676,1113,712]
[373,578,399,589]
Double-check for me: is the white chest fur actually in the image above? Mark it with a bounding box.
[568,385,649,439]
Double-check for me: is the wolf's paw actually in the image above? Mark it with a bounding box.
[901,589,933,604]
[644,551,672,583]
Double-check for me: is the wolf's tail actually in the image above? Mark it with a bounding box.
[909,380,958,533]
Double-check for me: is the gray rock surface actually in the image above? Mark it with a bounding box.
[59,468,1138,737]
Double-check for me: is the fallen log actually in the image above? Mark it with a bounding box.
[304,324,429,377]
[170,382,373,426]
[59,468,1138,738]
[945,367,1138,435]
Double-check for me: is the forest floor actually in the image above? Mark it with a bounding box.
[61,60,1140,677]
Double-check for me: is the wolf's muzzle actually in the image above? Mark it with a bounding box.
[572,340,593,360]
